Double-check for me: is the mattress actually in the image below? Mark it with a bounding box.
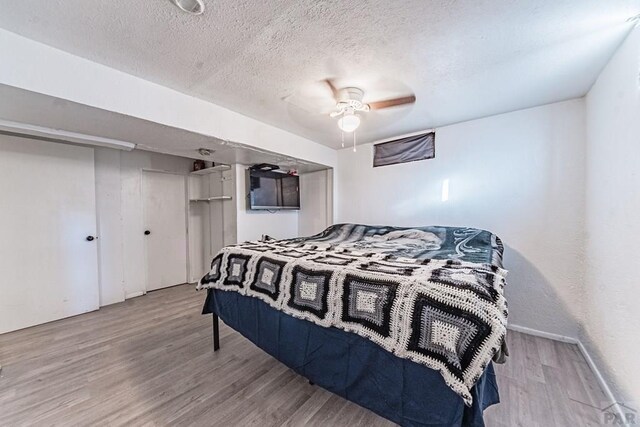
[198,223,508,424]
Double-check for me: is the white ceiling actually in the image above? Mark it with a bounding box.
[0,84,327,173]
[0,0,638,148]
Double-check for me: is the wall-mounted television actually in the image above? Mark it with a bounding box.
[247,169,300,210]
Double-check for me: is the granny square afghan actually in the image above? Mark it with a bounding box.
[198,223,508,406]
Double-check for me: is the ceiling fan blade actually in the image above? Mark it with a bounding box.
[324,78,340,102]
[367,95,416,110]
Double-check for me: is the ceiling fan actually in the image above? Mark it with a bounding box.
[323,78,416,133]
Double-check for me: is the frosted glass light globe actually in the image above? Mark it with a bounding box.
[338,113,361,132]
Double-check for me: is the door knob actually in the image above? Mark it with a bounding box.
[144,230,151,235]
[86,236,96,241]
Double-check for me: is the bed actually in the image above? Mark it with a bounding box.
[198,223,508,426]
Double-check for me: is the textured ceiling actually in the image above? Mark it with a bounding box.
[0,0,638,148]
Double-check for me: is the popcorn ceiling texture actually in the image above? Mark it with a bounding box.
[0,0,638,147]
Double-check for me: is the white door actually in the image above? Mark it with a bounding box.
[0,135,99,334]
[143,171,188,291]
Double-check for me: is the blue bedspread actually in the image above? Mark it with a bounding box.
[203,289,500,426]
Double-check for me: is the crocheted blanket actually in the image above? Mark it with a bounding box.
[197,224,508,406]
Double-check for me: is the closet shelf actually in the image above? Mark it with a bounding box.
[189,196,233,202]
[190,165,231,175]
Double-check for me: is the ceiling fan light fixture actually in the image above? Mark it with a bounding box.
[171,0,205,15]
[338,112,361,133]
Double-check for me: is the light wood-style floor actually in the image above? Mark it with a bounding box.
[0,284,608,426]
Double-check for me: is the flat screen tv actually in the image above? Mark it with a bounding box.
[247,169,300,210]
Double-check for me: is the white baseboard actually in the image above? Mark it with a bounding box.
[507,323,578,344]
[576,340,625,421]
[125,291,145,299]
[508,324,624,421]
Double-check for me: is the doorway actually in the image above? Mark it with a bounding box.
[0,136,100,333]
[142,170,188,291]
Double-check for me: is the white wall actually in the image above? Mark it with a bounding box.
[298,169,333,237]
[336,99,586,338]
[584,25,640,407]
[234,165,299,242]
[95,148,192,302]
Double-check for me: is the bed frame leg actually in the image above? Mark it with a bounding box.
[212,314,220,351]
